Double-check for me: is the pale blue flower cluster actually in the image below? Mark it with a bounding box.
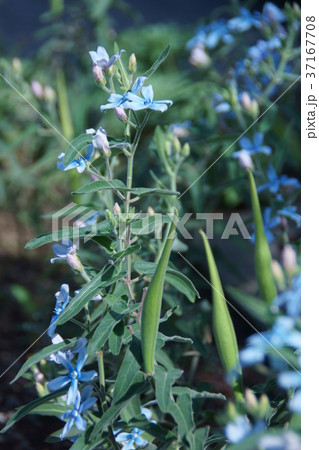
[115,407,153,449]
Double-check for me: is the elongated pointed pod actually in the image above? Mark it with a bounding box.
[141,214,177,375]
[248,170,277,304]
[200,231,243,402]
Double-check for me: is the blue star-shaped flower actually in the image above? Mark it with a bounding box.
[50,239,76,264]
[60,385,97,440]
[263,2,286,25]
[47,342,97,405]
[251,207,281,243]
[48,284,71,338]
[125,85,173,112]
[273,274,301,318]
[258,165,300,196]
[235,132,272,156]
[89,46,125,71]
[100,76,147,112]
[278,206,301,228]
[57,145,95,173]
[115,427,148,449]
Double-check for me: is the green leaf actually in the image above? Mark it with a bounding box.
[31,402,69,418]
[92,371,148,438]
[25,220,113,249]
[135,261,199,303]
[11,338,77,383]
[157,332,193,344]
[109,321,125,355]
[110,243,141,261]
[73,179,126,195]
[131,214,171,235]
[169,394,195,444]
[87,301,137,355]
[70,425,108,450]
[188,427,210,450]
[63,133,92,166]
[171,387,226,401]
[57,267,125,324]
[92,235,116,254]
[154,365,183,413]
[143,45,171,78]
[1,387,67,433]
[113,335,143,403]
[128,417,176,442]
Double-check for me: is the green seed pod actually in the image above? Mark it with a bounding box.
[141,215,177,375]
[182,143,190,157]
[200,230,244,402]
[248,170,277,304]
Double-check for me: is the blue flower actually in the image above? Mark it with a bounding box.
[50,240,76,264]
[225,416,265,444]
[278,206,301,228]
[235,133,272,156]
[251,207,281,243]
[100,76,147,111]
[57,145,95,173]
[47,341,98,405]
[273,274,301,318]
[263,3,286,25]
[186,20,233,50]
[125,85,173,112]
[89,46,125,71]
[115,427,148,449]
[212,93,231,114]
[228,8,261,32]
[48,284,71,338]
[60,385,97,440]
[248,38,282,65]
[257,165,300,196]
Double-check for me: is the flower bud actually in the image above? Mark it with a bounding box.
[147,206,155,216]
[43,85,56,103]
[259,394,270,417]
[182,143,190,157]
[36,381,47,397]
[271,260,285,290]
[245,388,259,413]
[241,92,252,110]
[31,80,43,99]
[128,53,137,73]
[93,63,106,87]
[235,150,253,170]
[165,141,172,156]
[106,65,115,77]
[250,99,259,117]
[92,127,110,157]
[113,202,121,215]
[173,137,181,153]
[66,248,84,272]
[282,244,297,276]
[293,3,301,19]
[189,43,210,67]
[12,57,23,74]
[114,106,128,122]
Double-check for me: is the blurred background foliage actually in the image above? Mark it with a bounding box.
[0,1,300,447]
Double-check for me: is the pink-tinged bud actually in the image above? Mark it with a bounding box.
[31,80,43,99]
[241,92,252,110]
[12,57,23,74]
[235,150,253,170]
[282,244,297,275]
[189,43,210,67]
[33,366,45,383]
[43,85,56,103]
[92,63,106,86]
[92,127,110,157]
[66,247,83,272]
[113,202,121,215]
[114,106,128,122]
[128,53,137,73]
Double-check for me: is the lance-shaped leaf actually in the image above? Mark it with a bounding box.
[141,215,177,375]
[248,170,277,304]
[73,180,179,197]
[63,133,92,166]
[57,267,125,324]
[200,231,243,402]
[154,365,183,413]
[143,45,171,78]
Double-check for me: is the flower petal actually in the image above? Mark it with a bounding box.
[47,375,70,391]
[78,370,98,382]
[141,85,154,102]
[67,379,78,405]
[60,418,75,440]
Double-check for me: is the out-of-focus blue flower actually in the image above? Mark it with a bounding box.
[47,341,97,405]
[228,8,261,32]
[273,274,301,318]
[251,207,281,243]
[49,337,87,364]
[57,145,95,173]
[48,284,71,338]
[258,431,301,450]
[60,385,97,440]
[186,20,233,50]
[50,240,76,264]
[212,93,231,114]
[278,206,301,228]
[263,3,286,25]
[240,317,301,367]
[235,133,272,156]
[125,85,173,112]
[168,121,192,138]
[258,165,300,196]
[100,76,147,111]
[89,46,125,71]
[248,38,282,64]
[225,416,265,444]
[278,370,301,413]
[288,388,301,414]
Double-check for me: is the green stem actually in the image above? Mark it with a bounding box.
[97,351,107,412]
